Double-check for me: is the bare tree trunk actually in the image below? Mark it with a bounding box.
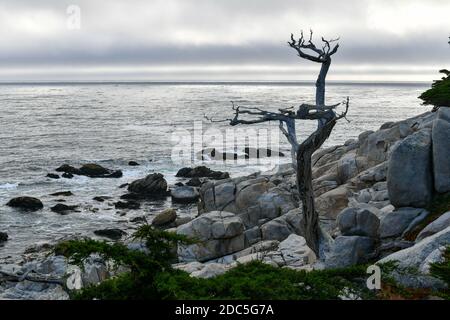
[315,59,331,106]
[296,117,337,254]
[296,146,317,253]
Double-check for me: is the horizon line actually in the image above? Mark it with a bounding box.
[0,79,431,86]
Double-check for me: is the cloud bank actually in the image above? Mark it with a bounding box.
[0,0,448,81]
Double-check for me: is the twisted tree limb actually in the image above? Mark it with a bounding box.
[206,98,349,253]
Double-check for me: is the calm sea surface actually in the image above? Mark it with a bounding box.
[0,82,429,261]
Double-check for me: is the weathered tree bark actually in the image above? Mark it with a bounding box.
[316,59,331,106]
[296,117,337,253]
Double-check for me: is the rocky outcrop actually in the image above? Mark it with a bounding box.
[176,166,230,180]
[336,207,379,238]
[378,226,450,269]
[325,236,377,268]
[432,107,450,193]
[126,173,169,198]
[387,129,433,208]
[6,197,43,211]
[199,173,297,230]
[379,208,429,239]
[56,163,122,178]
[177,211,245,262]
[266,234,316,269]
[416,211,450,242]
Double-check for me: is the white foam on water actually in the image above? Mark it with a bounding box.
[0,183,18,190]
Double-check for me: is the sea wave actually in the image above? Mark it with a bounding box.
[0,183,18,190]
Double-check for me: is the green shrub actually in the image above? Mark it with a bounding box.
[430,246,450,300]
[419,69,450,109]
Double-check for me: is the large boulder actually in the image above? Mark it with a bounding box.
[276,234,316,268]
[315,184,351,219]
[387,129,433,208]
[152,208,177,227]
[325,236,376,268]
[432,107,450,193]
[127,173,168,198]
[336,207,380,238]
[177,211,245,262]
[260,209,305,242]
[416,211,450,242]
[380,207,429,239]
[171,186,199,204]
[6,197,43,211]
[79,163,111,177]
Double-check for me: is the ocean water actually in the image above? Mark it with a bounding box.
[0,82,429,261]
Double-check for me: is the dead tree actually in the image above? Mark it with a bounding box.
[289,29,339,107]
[206,31,348,255]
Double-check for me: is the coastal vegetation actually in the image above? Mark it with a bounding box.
[419,69,450,110]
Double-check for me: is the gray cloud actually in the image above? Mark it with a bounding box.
[0,0,448,80]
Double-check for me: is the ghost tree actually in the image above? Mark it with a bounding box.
[206,30,349,254]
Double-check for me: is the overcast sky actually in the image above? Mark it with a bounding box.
[0,0,449,81]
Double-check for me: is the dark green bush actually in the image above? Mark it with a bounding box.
[430,246,450,300]
[55,225,378,300]
[419,69,450,108]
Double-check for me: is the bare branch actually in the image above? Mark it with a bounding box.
[289,30,340,63]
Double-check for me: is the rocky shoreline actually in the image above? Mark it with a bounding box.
[0,109,449,299]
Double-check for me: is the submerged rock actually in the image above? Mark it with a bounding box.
[94,229,127,240]
[56,163,122,178]
[114,201,140,210]
[56,164,80,175]
[128,161,140,166]
[0,232,8,242]
[50,204,78,214]
[93,196,110,202]
[6,197,43,211]
[50,191,73,197]
[46,173,60,179]
[176,166,229,180]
